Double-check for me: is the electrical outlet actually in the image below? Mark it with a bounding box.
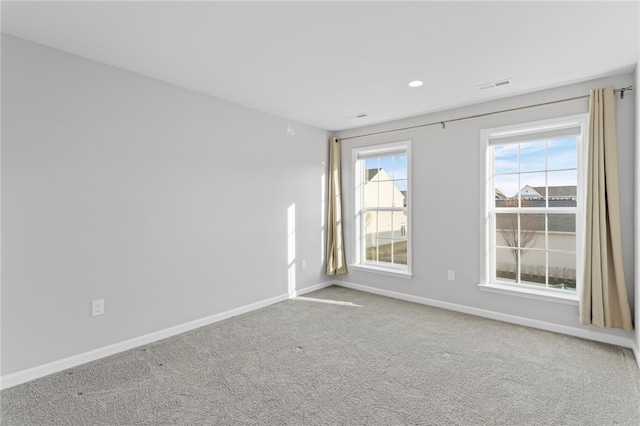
[91,299,104,317]
[447,270,455,282]
[301,260,307,269]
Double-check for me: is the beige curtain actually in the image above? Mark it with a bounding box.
[580,87,633,331]
[326,137,347,275]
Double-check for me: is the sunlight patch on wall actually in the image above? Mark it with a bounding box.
[320,169,326,265]
[288,203,296,296]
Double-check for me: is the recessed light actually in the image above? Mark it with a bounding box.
[407,80,424,88]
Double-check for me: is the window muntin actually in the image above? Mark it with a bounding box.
[485,116,586,294]
[353,142,411,275]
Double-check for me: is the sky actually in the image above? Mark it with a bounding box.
[493,137,578,198]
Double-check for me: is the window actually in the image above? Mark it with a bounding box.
[482,115,587,298]
[352,141,411,276]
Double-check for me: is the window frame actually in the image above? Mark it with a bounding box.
[480,114,588,302]
[351,140,412,278]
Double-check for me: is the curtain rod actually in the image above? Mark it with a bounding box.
[339,86,634,142]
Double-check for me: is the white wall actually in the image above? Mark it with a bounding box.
[336,74,636,346]
[635,5,640,369]
[635,61,640,363]
[1,35,329,377]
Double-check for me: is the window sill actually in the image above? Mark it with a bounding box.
[350,264,413,279]
[478,282,579,305]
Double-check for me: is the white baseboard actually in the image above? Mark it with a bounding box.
[634,341,640,371]
[333,280,636,350]
[3,279,632,389]
[0,281,333,390]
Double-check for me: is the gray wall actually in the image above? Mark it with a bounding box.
[635,62,639,358]
[2,34,637,379]
[1,35,329,376]
[336,74,636,344]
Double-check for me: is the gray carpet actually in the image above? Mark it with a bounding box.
[2,286,639,425]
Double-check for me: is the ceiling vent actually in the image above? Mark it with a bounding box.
[343,112,370,120]
[477,78,514,90]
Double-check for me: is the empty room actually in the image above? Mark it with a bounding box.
[1,1,639,425]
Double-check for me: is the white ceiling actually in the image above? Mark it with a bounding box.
[2,1,638,131]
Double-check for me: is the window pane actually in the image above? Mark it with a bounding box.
[520,213,545,250]
[392,212,408,238]
[376,211,394,239]
[519,141,546,172]
[364,210,378,262]
[364,159,379,182]
[519,172,546,207]
[519,213,547,284]
[376,238,394,264]
[365,236,378,262]
[548,251,576,290]
[495,174,519,207]
[520,248,546,287]
[495,213,518,248]
[520,213,546,286]
[494,144,518,174]
[395,180,408,208]
[495,247,517,282]
[548,170,577,207]
[364,180,379,208]
[392,239,408,265]
[378,157,393,181]
[376,179,394,208]
[548,214,576,250]
[364,211,377,244]
[393,155,408,180]
[547,137,577,171]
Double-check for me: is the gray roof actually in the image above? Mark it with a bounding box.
[365,168,382,182]
[532,186,576,198]
[495,185,577,199]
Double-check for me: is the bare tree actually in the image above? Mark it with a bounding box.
[498,198,538,267]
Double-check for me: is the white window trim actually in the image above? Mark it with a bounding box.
[351,140,412,277]
[349,264,413,279]
[480,114,588,301]
[478,282,578,305]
